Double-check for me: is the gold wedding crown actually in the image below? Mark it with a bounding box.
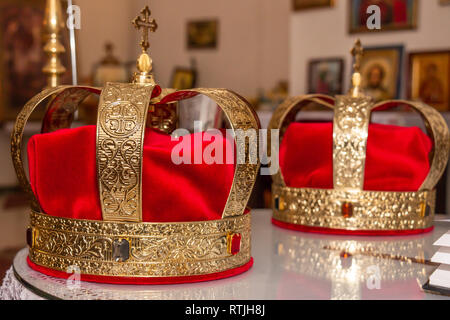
[11,6,260,282]
[270,40,450,234]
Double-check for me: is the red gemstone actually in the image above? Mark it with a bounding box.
[341,202,353,218]
[230,233,242,255]
[339,251,353,269]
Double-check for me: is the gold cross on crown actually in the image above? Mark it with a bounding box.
[350,39,364,97]
[351,39,363,74]
[132,6,158,52]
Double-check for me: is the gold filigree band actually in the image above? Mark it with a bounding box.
[157,88,261,219]
[28,211,251,277]
[272,184,435,231]
[41,87,101,134]
[373,100,450,191]
[333,95,372,191]
[11,86,98,211]
[96,82,155,222]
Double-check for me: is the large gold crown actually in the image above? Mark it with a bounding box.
[11,6,260,283]
[269,40,450,235]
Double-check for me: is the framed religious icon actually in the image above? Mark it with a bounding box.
[349,0,418,34]
[359,45,403,102]
[187,20,218,49]
[308,58,344,95]
[292,0,334,11]
[171,67,197,90]
[408,50,450,111]
[0,0,73,121]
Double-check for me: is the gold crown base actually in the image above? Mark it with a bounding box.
[272,184,435,233]
[27,211,251,279]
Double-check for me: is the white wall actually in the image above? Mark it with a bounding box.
[73,0,290,97]
[74,0,137,80]
[289,0,450,96]
[133,0,290,97]
[74,0,450,97]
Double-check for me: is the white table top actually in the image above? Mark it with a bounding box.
[8,209,450,300]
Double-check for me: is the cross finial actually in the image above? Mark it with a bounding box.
[350,39,364,97]
[132,6,158,84]
[132,6,158,52]
[351,39,363,74]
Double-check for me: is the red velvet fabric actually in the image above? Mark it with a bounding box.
[272,218,434,236]
[279,122,432,192]
[27,257,253,285]
[27,126,249,283]
[276,121,433,235]
[28,125,235,222]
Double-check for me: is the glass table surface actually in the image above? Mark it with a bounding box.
[10,209,450,300]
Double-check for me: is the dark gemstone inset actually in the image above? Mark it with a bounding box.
[425,204,431,217]
[113,239,130,262]
[26,227,33,247]
[274,196,285,211]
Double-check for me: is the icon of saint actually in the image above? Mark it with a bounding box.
[419,63,444,104]
[364,64,390,102]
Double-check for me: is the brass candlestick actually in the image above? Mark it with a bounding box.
[42,0,66,88]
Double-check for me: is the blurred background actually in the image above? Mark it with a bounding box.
[0,0,449,281]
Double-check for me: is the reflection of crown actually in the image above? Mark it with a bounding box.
[273,231,432,299]
[14,249,252,299]
[275,233,430,282]
[269,40,450,235]
[11,6,260,284]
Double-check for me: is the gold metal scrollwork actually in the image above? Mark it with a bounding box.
[269,95,449,194]
[333,95,372,191]
[156,88,261,219]
[12,86,260,222]
[372,100,450,192]
[28,210,251,277]
[11,86,99,210]
[96,82,155,222]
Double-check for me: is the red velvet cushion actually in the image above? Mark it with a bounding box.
[27,125,235,222]
[280,122,432,191]
[27,256,253,285]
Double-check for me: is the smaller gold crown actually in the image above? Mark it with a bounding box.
[269,39,450,235]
